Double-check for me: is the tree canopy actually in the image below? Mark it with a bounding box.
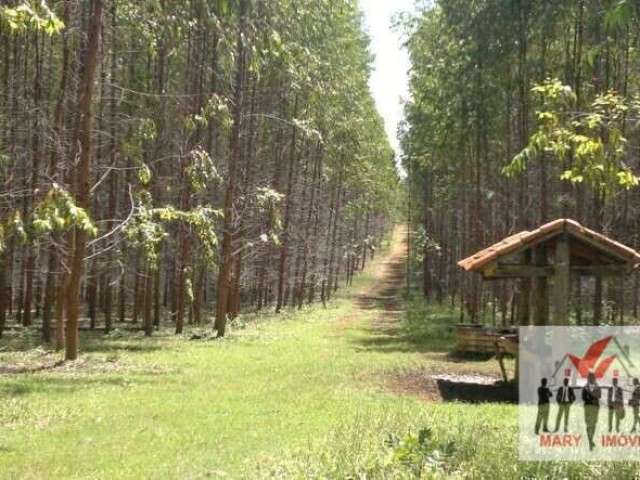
[402,0,640,324]
[0,0,400,358]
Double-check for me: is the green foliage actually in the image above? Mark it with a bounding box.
[124,195,167,267]
[123,118,157,184]
[0,214,23,253]
[384,428,455,477]
[0,185,96,253]
[30,185,98,237]
[185,95,232,134]
[1,1,64,35]
[9,210,27,246]
[180,206,223,262]
[125,201,222,268]
[186,147,220,193]
[605,0,635,30]
[204,94,232,132]
[409,225,440,265]
[255,186,285,240]
[138,164,152,186]
[505,79,640,195]
[184,276,194,304]
[292,118,322,143]
[138,118,157,141]
[112,0,400,274]
[255,186,285,207]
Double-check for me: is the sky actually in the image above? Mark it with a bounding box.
[360,0,416,160]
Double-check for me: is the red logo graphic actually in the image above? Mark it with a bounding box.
[568,336,617,379]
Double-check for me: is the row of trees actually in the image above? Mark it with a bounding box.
[0,0,400,359]
[402,0,640,324]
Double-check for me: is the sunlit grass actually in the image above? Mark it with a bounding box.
[2,236,638,478]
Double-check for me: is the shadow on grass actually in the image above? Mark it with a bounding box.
[436,378,518,404]
[82,340,166,354]
[1,327,172,356]
[446,351,496,362]
[0,371,166,398]
[353,329,454,355]
[353,297,465,356]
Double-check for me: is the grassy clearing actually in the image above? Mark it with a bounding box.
[253,293,639,479]
[1,236,639,478]
[1,299,389,478]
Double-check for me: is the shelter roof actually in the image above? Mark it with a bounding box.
[458,219,640,272]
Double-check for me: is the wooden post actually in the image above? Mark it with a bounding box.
[496,349,508,382]
[517,250,532,325]
[553,235,570,325]
[533,245,548,325]
[619,275,625,326]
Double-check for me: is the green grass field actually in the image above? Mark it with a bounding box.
[1,239,638,479]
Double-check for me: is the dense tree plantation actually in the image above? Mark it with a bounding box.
[0,0,399,360]
[402,0,640,325]
[7,1,640,478]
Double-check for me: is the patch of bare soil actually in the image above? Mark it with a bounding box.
[389,370,517,404]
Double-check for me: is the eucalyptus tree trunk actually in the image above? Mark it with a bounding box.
[215,0,248,337]
[276,97,299,313]
[22,28,43,328]
[297,145,321,308]
[103,0,118,335]
[42,0,70,342]
[64,0,104,361]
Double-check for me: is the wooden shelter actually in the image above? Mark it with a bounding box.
[458,219,640,325]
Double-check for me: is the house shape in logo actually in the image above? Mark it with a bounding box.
[550,335,636,386]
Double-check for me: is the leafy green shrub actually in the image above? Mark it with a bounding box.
[254,420,457,479]
[383,427,455,478]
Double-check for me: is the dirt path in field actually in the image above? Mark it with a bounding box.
[352,225,515,403]
[355,224,408,317]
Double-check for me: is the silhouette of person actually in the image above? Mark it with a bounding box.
[582,372,602,451]
[554,378,575,433]
[630,378,640,433]
[607,377,625,433]
[535,377,553,434]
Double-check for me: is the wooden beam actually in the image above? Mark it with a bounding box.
[571,265,631,276]
[552,235,570,325]
[483,265,552,278]
[482,264,632,279]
